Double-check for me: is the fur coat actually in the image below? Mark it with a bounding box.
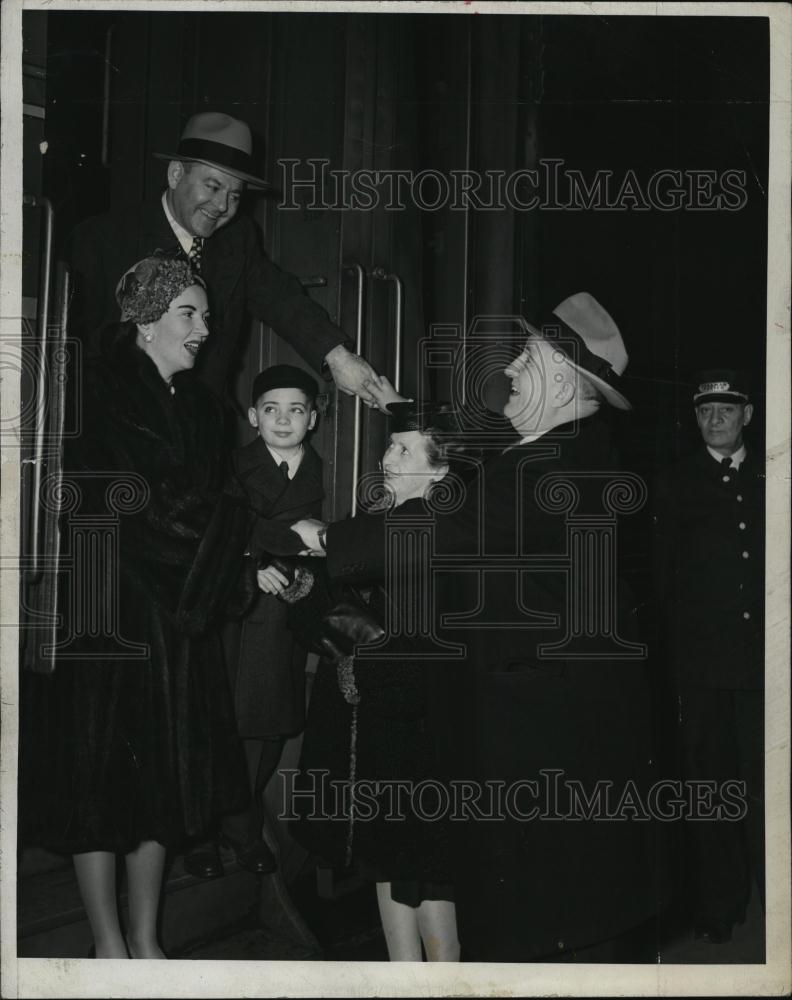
[20,336,249,854]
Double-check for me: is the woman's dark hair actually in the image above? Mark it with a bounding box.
[421,425,457,472]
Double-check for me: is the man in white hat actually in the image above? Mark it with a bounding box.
[68,111,382,406]
[293,293,660,961]
[654,370,764,945]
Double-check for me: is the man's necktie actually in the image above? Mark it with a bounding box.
[721,456,735,482]
[279,461,290,483]
[188,237,204,273]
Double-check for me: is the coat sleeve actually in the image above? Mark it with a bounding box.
[174,491,253,634]
[325,455,566,582]
[324,462,487,582]
[228,453,321,562]
[240,219,351,374]
[248,517,306,560]
[326,512,390,582]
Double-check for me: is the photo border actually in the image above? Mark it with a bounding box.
[1,1,789,996]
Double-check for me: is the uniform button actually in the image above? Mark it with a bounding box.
[739,522,746,530]
[742,551,749,559]
[557,941,565,950]
[722,475,731,483]
[743,612,751,620]
[737,494,743,502]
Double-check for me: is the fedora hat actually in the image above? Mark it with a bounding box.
[386,401,462,435]
[535,292,632,410]
[153,112,268,189]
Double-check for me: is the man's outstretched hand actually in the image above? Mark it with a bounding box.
[325,345,385,409]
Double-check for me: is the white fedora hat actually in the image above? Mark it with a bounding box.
[539,292,632,410]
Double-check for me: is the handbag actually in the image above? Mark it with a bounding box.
[323,597,385,654]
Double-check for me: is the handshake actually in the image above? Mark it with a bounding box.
[256,518,327,596]
[291,517,327,557]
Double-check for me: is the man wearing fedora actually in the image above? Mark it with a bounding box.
[654,371,764,945]
[294,292,660,961]
[68,111,381,406]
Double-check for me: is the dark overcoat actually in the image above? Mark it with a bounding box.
[67,198,346,394]
[228,438,324,737]
[652,446,764,690]
[20,338,249,855]
[326,416,660,961]
[291,498,457,893]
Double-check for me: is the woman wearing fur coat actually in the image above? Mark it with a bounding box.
[21,255,249,958]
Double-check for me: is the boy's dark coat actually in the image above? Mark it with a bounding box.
[229,438,324,737]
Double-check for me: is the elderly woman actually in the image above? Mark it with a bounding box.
[266,394,464,962]
[21,255,248,958]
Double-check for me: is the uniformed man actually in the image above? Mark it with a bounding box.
[654,369,764,944]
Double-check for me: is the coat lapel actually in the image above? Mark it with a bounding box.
[270,445,325,515]
[140,197,183,259]
[234,439,287,514]
[203,222,245,304]
[233,439,324,518]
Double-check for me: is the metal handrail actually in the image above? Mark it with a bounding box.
[25,194,54,582]
[26,262,71,674]
[371,267,404,392]
[344,262,365,516]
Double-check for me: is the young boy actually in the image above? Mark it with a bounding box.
[215,365,324,875]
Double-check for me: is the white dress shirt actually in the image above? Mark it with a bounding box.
[266,444,304,480]
[707,444,746,470]
[161,191,195,255]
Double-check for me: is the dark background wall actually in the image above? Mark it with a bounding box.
[34,10,769,498]
[533,16,768,463]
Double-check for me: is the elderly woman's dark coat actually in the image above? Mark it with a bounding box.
[325,416,661,960]
[291,498,457,898]
[20,336,249,855]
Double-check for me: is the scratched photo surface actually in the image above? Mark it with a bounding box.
[6,3,789,997]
